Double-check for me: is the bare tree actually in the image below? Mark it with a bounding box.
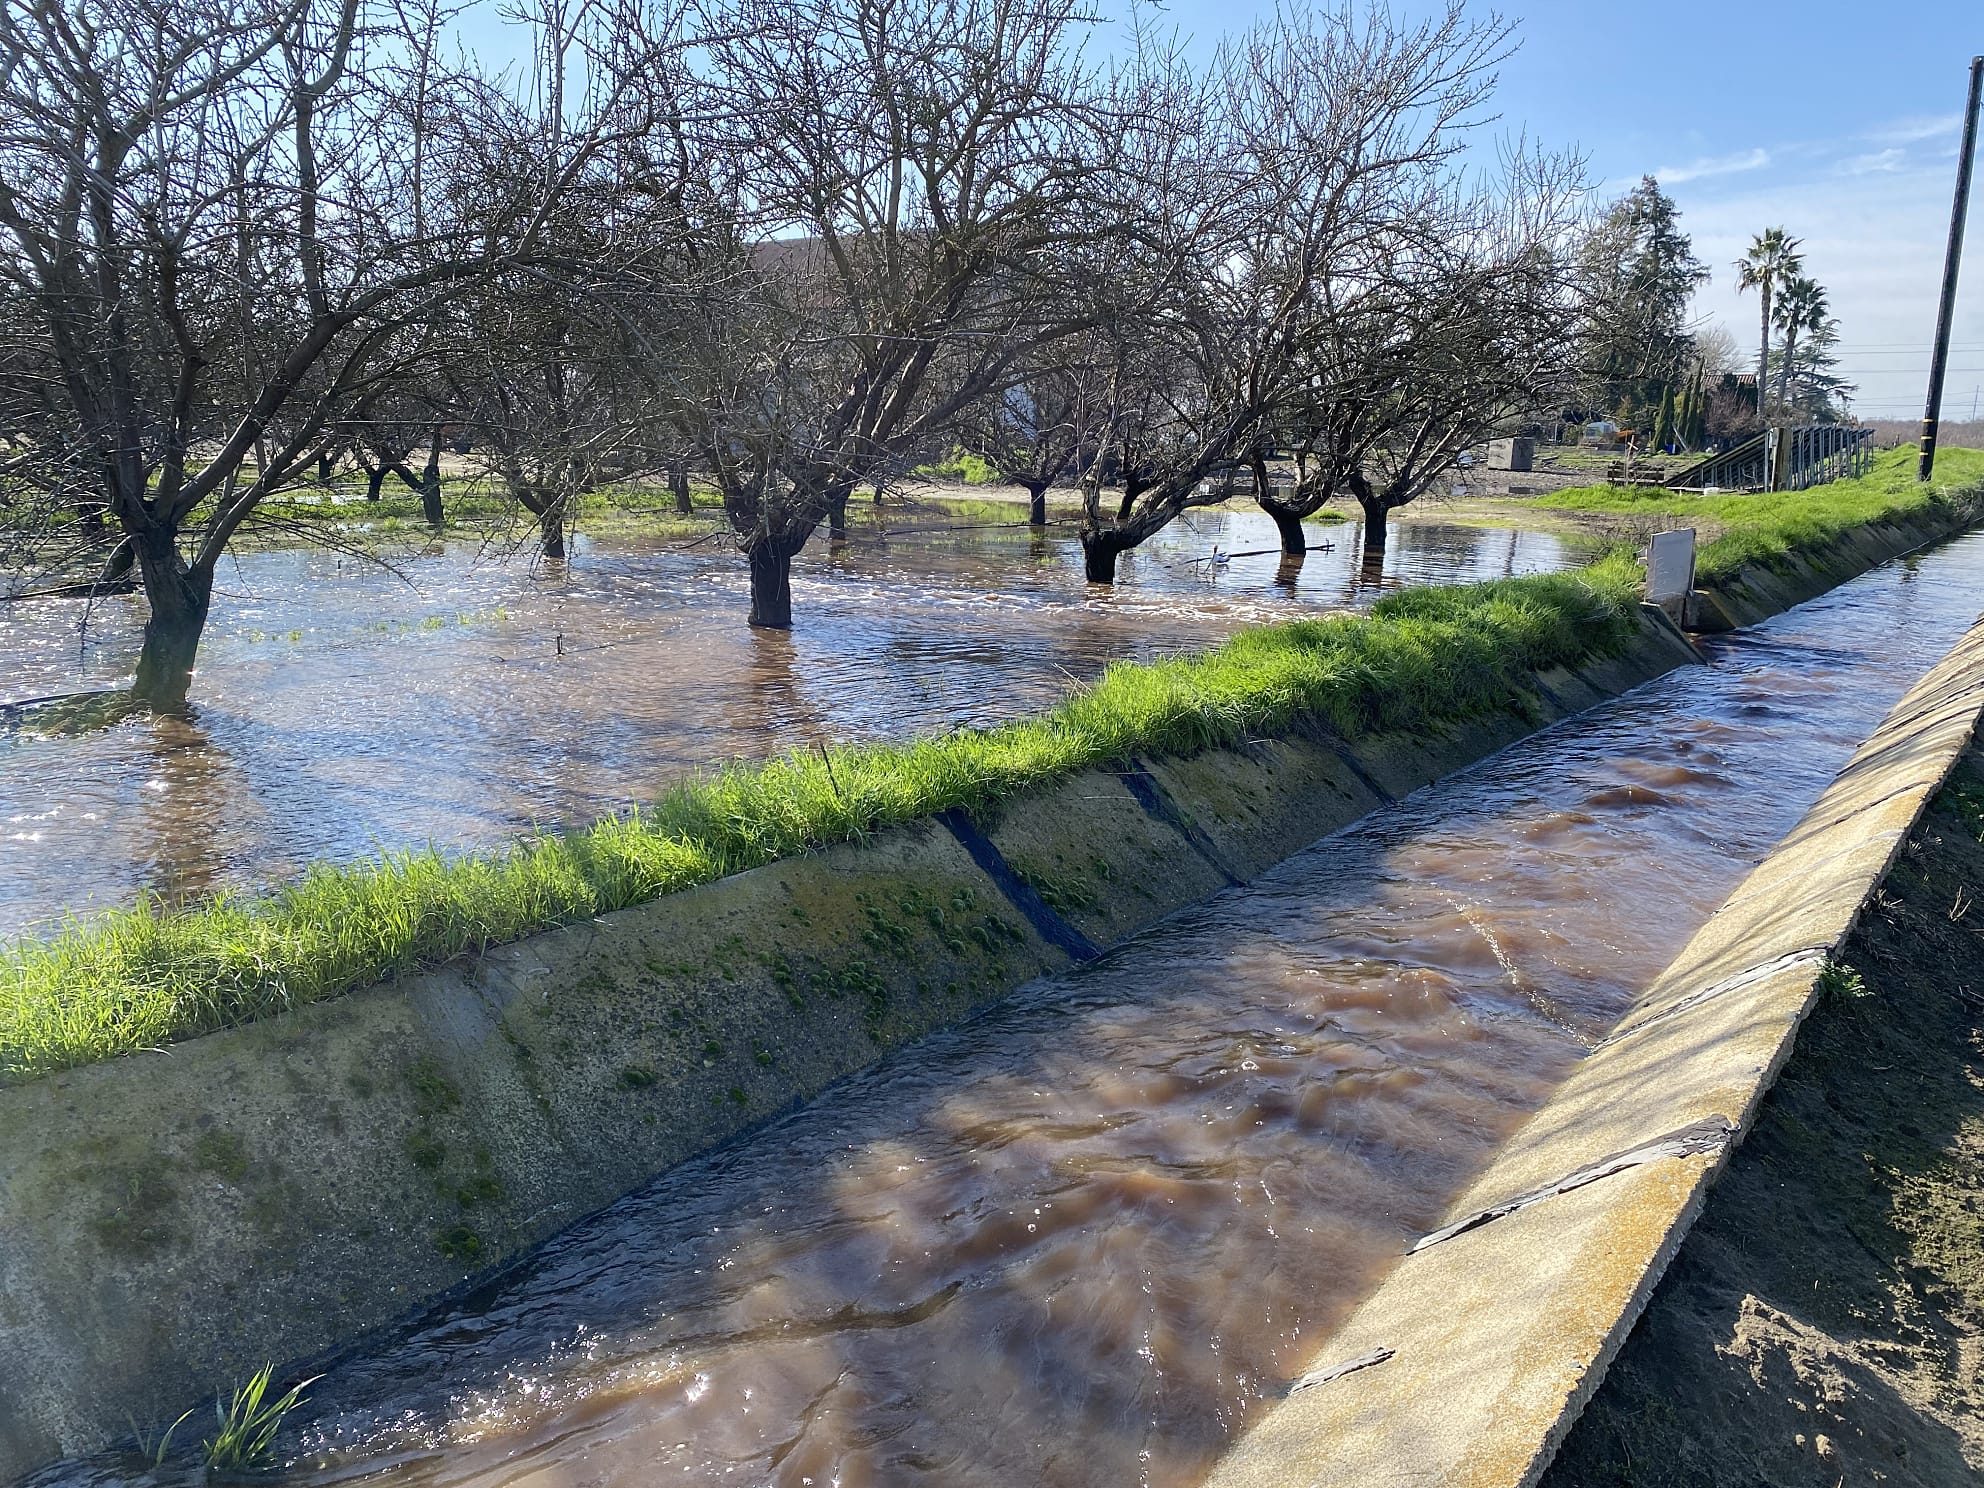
[957,345,1111,528]
[339,388,448,514]
[665,0,1124,627]
[447,279,649,558]
[0,0,646,706]
[1068,2,1526,584]
[1254,154,1583,565]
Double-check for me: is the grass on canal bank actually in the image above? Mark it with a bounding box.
[0,554,1645,1085]
[1532,446,1984,580]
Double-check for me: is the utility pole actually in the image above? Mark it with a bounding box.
[1921,55,1984,482]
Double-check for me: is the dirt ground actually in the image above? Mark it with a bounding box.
[1541,750,1984,1486]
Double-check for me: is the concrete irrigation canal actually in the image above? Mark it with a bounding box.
[9,514,1984,1486]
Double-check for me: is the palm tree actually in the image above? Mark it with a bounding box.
[1735,228,1802,420]
[1773,275,1828,417]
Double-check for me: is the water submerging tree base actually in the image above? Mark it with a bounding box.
[0,510,1569,944]
[33,531,1984,1488]
[0,525,1601,1082]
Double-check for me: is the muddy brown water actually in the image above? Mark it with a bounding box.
[0,510,1568,939]
[25,533,1984,1488]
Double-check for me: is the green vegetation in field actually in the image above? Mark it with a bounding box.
[243,476,732,543]
[913,448,1000,485]
[364,606,510,636]
[0,555,1644,1083]
[1533,446,1984,581]
[1815,959,1870,1007]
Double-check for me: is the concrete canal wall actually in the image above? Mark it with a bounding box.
[1689,495,1983,631]
[0,511,1972,1482]
[0,610,1699,1478]
[1205,596,1984,1487]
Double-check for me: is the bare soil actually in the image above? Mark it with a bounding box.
[1542,749,1984,1486]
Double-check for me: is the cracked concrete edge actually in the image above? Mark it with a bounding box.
[1202,613,1984,1488]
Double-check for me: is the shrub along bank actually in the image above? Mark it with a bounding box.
[0,553,1647,1085]
[1531,445,1984,582]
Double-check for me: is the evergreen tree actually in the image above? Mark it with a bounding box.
[1575,177,1710,423]
[1735,229,1802,421]
[1773,316,1854,420]
[1653,384,1676,451]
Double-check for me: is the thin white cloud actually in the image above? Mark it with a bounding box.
[1841,148,1906,175]
[1863,113,1961,146]
[1654,148,1770,184]
[1671,165,1984,415]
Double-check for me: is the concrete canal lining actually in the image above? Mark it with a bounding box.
[1201,608,1984,1488]
[0,502,1977,1483]
[0,605,1700,1480]
[1688,499,1982,631]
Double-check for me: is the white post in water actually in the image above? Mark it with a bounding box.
[1646,528,1697,626]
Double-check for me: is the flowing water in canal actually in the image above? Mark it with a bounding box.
[30,535,1984,1488]
[0,509,1566,937]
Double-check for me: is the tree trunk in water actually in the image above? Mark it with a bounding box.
[130,539,213,710]
[827,484,850,541]
[1274,552,1305,589]
[747,533,808,628]
[420,435,445,526]
[539,503,566,559]
[1358,495,1389,570]
[671,463,693,516]
[1263,502,1306,556]
[1082,532,1126,584]
[872,479,885,505]
[1024,481,1048,528]
[317,452,335,484]
[365,466,386,502]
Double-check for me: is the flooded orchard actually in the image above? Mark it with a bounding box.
[0,506,1568,937]
[29,534,1979,1488]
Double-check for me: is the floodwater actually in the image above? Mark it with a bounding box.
[0,506,1567,937]
[34,532,1984,1488]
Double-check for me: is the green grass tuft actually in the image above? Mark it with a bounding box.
[202,1364,315,1475]
[1816,960,1870,1008]
[0,556,1648,1084]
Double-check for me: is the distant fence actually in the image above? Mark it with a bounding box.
[1665,424,1875,495]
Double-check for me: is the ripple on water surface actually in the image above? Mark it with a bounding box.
[26,536,1975,1488]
